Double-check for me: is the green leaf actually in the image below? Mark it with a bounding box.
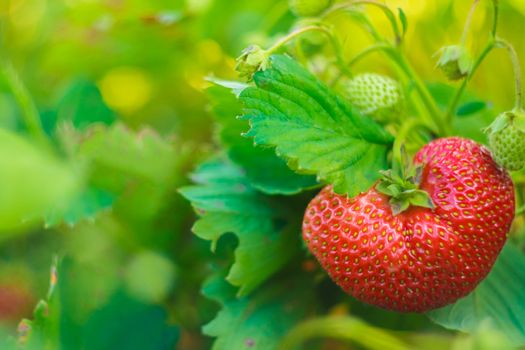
[201,271,314,350]
[427,243,525,345]
[44,187,115,227]
[79,123,179,185]
[239,55,393,196]
[456,101,486,117]
[207,84,317,195]
[55,79,116,130]
[83,290,179,350]
[398,8,408,37]
[21,258,179,350]
[179,157,300,296]
[0,128,80,234]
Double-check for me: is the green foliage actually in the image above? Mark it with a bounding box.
[54,80,116,131]
[44,187,114,227]
[240,55,394,195]
[0,129,79,234]
[201,270,314,350]
[180,157,301,296]
[208,84,318,195]
[79,123,180,185]
[20,258,179,350]
[427,243,525,345]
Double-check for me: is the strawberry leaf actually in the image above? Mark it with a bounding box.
[0,129,80,234]
[80,124,180,185]
[44,187,114,227]
[201,270,313,350]
[179,157,301,296]
[240,55,394,196]
[427,243,525,345]
[207,84,318,195]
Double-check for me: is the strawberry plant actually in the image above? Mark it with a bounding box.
[1,1,525,349]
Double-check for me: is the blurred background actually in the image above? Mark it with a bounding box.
[0,0,524,349]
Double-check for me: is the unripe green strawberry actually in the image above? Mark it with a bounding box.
[235,45,270,82]
[344,73,404,123]
[486,109,525,171]
[436,45,472,81]
[303,137,515,312]
[289,0,332,17]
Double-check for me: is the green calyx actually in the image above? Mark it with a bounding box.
[235,45,270,82]
[436,45,472,81]
[485,109,525,171]
[376,167,435,216]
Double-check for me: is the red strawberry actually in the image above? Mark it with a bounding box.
[302,137,515,312]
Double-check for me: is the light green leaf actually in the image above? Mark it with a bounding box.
[427,243,525,345]
[207,84,317,195]
[79,123,179,185]
[179,157,300,296]
[44,187,114,227]
[240,55,393,196]
[0,129,80,233]
[201,271,313,350]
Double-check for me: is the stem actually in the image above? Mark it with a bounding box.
[327,0,402,44]
[0,58,50,147]
[491,0,499,38]
[445,0,500,122]
[446,41,495,123]
[392,118,422,177]
[460,0,481,45]
[384,47,449,135]
[278,316,409,350]
[267,25,352,78]
[330,43,390,86]
[496,39,523,110]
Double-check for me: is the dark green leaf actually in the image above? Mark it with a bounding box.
[201,271,314,350]
[84,291,179,350]
[456,101,486,117]
[427,83,493,143]
[179,157,300,296]
[427,243,525,345]
[55,80,116,130]
[240,55,393,196]
[208,84,317,195]
[398,8,408,37]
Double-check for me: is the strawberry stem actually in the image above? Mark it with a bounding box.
[326,0,402,45]
[278,316,409,350]
[0,58,51,149]
[495,39,523,111]
[460,0,481,45]
[445,0,500,123]
[267,25,353,79]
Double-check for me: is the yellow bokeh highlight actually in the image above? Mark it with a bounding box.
[98,67,154,115]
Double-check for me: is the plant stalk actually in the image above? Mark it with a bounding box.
[267,25,352,78]
[0,58,50,147]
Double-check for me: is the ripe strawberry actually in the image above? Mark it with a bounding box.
[303,137,515,312]
[289,0,332,17]
[486,109,525,171]
[344,73,403,123]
